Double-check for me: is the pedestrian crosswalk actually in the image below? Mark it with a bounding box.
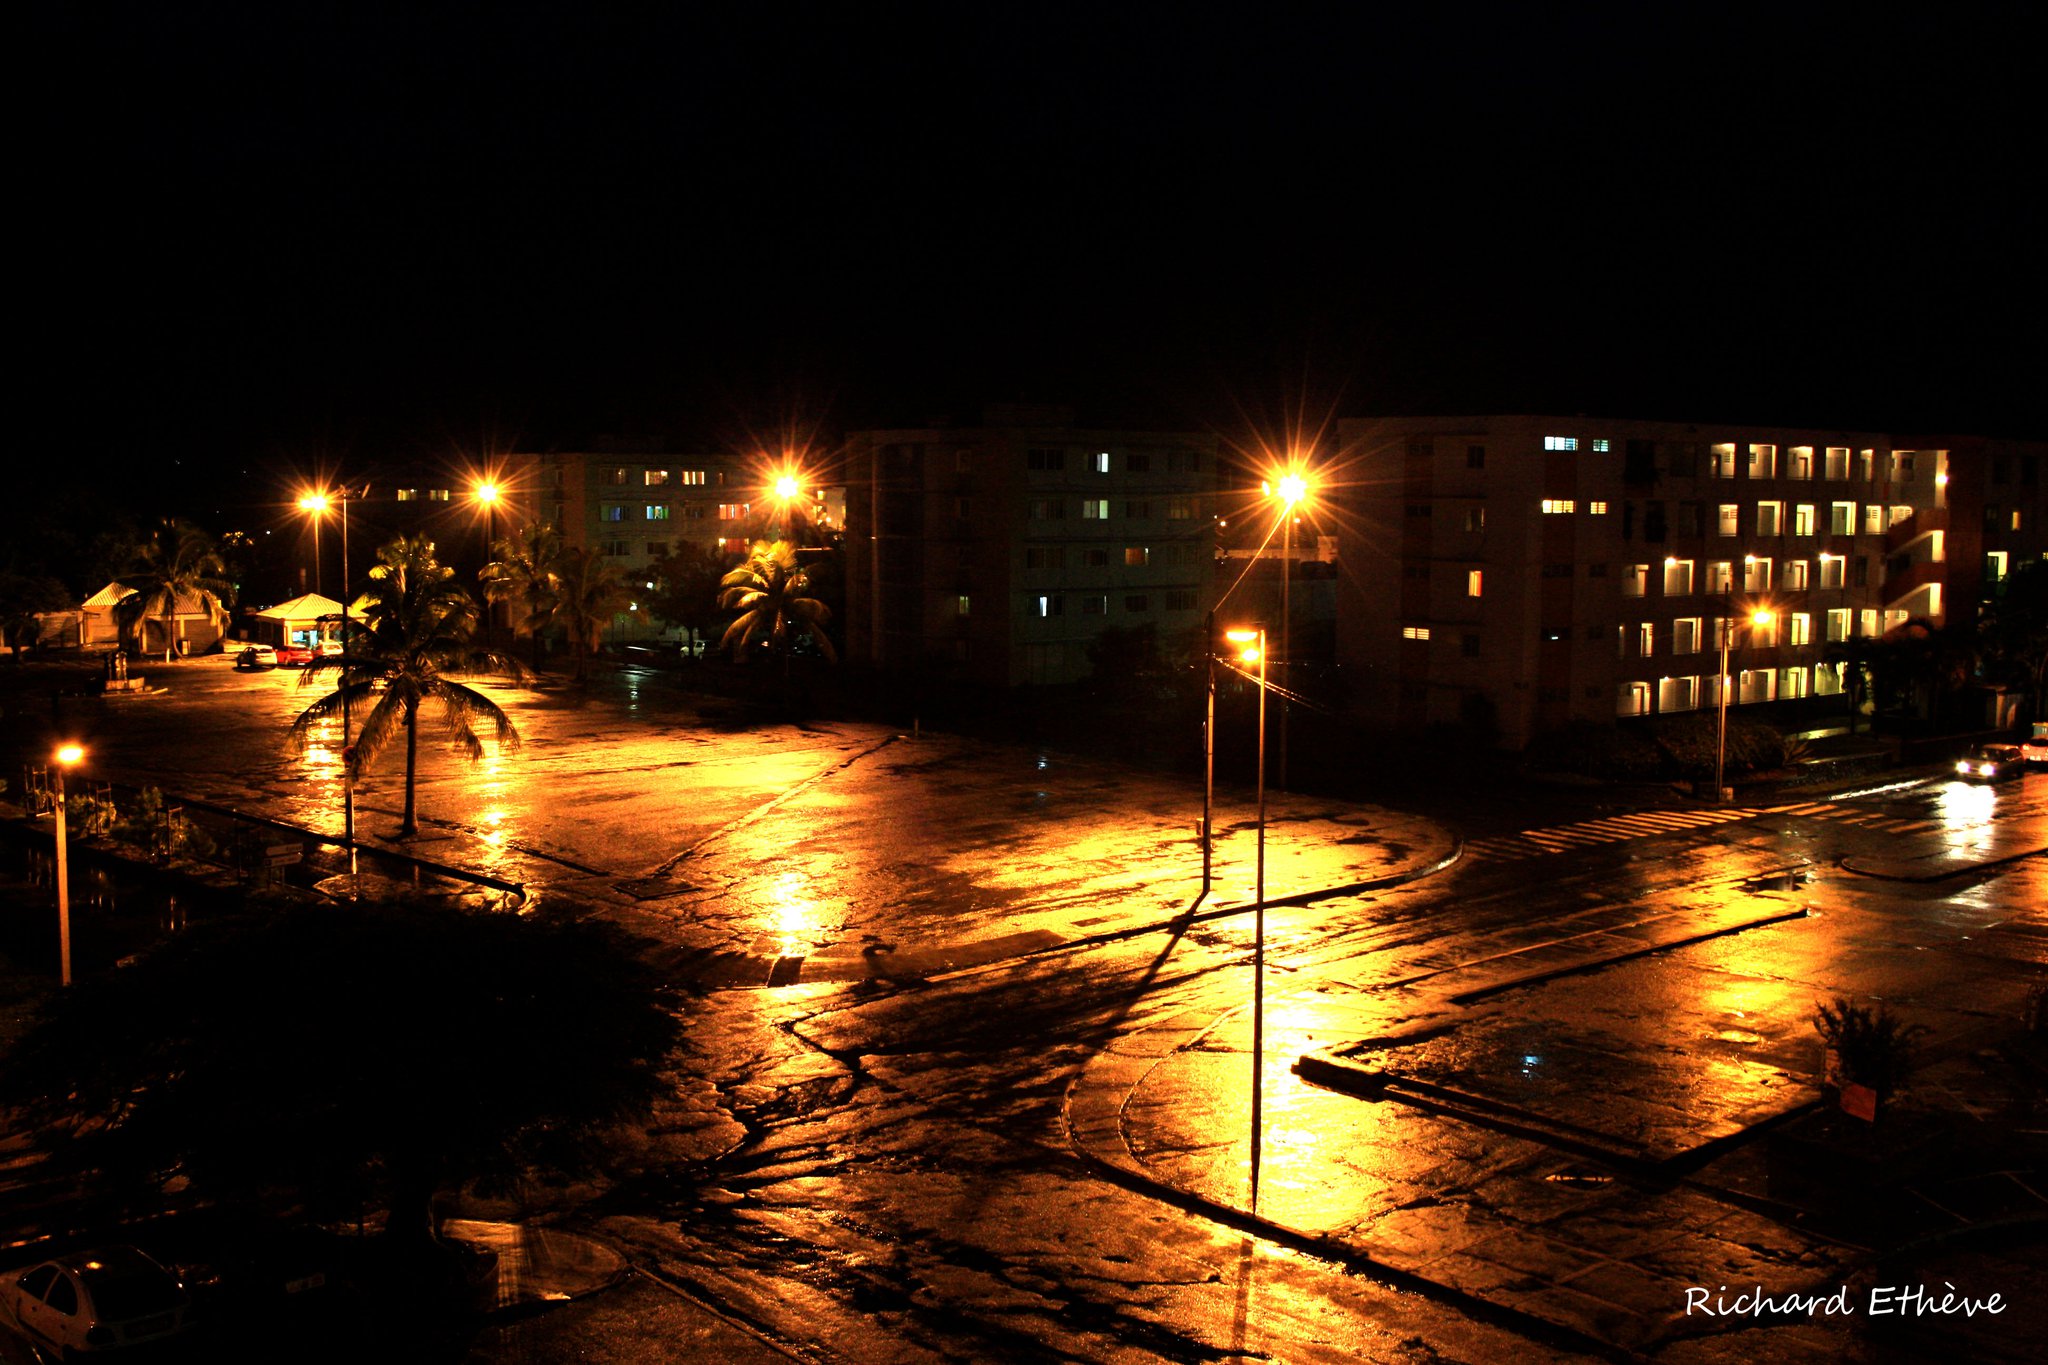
[1464,798,1942,862]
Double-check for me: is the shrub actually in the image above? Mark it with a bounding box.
[1814,996,1930,1098]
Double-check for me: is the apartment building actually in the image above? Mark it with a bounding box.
[842,409,1220,687]
[1332,416,1960,749]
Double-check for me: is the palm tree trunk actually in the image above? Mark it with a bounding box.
[402,701,420,836]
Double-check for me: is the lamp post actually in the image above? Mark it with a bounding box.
[770,469,805,542]
[337,487,358,892]
[52,743,83,986]
[1714,604,1774,804]
[1273,471,1307,790]
[1224,625,1268,1213]
[475,481,500,652]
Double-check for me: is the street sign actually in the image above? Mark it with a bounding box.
[266,843,302,866]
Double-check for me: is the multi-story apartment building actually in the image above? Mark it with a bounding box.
[842,409,1220,687]
[527,446,786,571]
[1332,416,1972,749]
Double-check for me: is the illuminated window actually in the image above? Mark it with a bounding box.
[1467,570,1483,597]
[1673,618,1702,654]
[1781,666,1809,699]
[1718,504,1740,536]
[601,505,626,523]
[1816,662,1845,695]
[1861,504,1883,535]
[680,470,707,486]
[1637,622,1655,657]
[1658,676,1698,712]
[1747,444,1777,479]
[1092,452,1110,473]
[1706,561,1733,593]
[1710,443,1737,478]
[1166,498,1195,520]
[1036,594,1062,617]
[1789,613,1812,646]
[1541,499,1575,514]
[1402,626,1431,640]
[1830,502,1856,536]
[645,505,670,521]
[1819,555,1845,589]
[1590,438,1611,453]
[956,595,971,617]
[1987,550,2009,582]
[1543,436,1578,451]
[1080,499,1110,520]
[1588,501,1609,514]
[1622,564,1649,597]
[1124,547,1149,567]
[1662,559,1694,595]
[1744,556,1773,592]
[645,470,670,487]
[396,489,418,502]
[1826,609,1850,642]
[1788,447,1814,480]
[1756,501,1783,537]
[1617,681,1650,717]
[1783,559,1809,590]
[1859,608,1878,637]
[1793,504,1815,536]
[2014,510,2025,531]
[1824,447,1851,480]
[1465,507,1486,532]
[717,503,748,519]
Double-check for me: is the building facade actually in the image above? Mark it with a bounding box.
[842,411,1220,688]
[1331,415,2009,749]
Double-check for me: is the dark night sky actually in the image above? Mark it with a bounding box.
[21,3,2048,516]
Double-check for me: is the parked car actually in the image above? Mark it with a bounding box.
[274,644,314,667]
[1955,743,2026,783]
[1,1246,191,1356]
[2023,722,2048,768]
[234,644,278,670]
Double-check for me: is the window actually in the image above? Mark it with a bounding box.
[1405,504,1433,518]
[1789,613,1812,646]
[1403,625,1431,640]
[1124,547,1149,566]
[1826,609,1850,642]
[1718,504,1740,536]
[1662,559,1694,595]
[1747,444,1777,479]
[1623,563,1649,597]
[1167,497,1195,520]
[1788,446,1814,480]
[1589,501,1610,514]
[602,539,630,557]
[1125,595,1149,612]
[1465,508,1486,532]
[426,489,451,501]
[1706,560,1733,593]
[1542,498,1576,514]
[1863,504,1885,535]
[1080,594,1107,615]
[1587,562,1607,577]
[1082,548,1110,567]
[680,470,707,486]
[1590,438,1611,453]
[1123,500,1152,519]
[1710,443,1737,478]
[1673,618,1702,654]
[1852,555,1869,587]
[1403,565,1429,580]
[1036,594,1062,618]
[1786,558,1813,590]
[682,503,707,519]
[1816,662,1845,696]
[1756,501,1783,536]
[717,503,748,520]
[1637,622,1655,657]
[1461,634,1481,657]
[606,468,628,486]
[1825,447,1851,480]
[956,595,971,617]
[1743,556,1773,591]
[1165,590,1197,611]
[1081,499,1110,520]
[645,470,670,487]
[1091,452,1110,474]
[645,505,670,521]
[1859,608,1878,637]
[1030,499,1065,521]
[396,488,418,502]
[1793,504,1815,536]
[646,541,668,556]
[1542,563,1574,578]
[1467,445,1486,468]
[1166,449,1201,473]
[1659,676,1699,712]
[1819,554,1845,589]
[1467,570,1483,597]
[954,497,972,518]
[1127,452,1151,473]
[601,505,627,523]
[1830,502,1856,536]
[1618,681,1651,717]
[1025,546,1063,570]
[1027,448,1065,471]
[1543,435,1579,451]
[1781,666,1810,699]
[1987,550,2010,583]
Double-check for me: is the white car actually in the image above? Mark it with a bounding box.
[2023,722,2048,768]
[3,1246,191,1355]
[234,644,279,670]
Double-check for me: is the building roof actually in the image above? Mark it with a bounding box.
[254,593,345,620]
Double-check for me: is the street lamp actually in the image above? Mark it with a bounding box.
[1263,469,1311,790]
[475,481,501,652]
[768,468,807,541]
[296,491,329,600]
[51,743,84,986]
[1714,605,1775,804]
[1224,625,1268,1213]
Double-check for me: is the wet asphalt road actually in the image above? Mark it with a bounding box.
[8,658,2046,1361]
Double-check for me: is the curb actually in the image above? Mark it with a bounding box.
[1836,845,2047,883]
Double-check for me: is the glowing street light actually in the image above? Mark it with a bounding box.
[51,743,84,986]
[1260,467,1312,790]
[296,491,330,599]
[1714,606,1776,803]
[1223,625,1269,1213]
[475,481,502,650]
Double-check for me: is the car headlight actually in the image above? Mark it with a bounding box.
[1957,760,1971,775]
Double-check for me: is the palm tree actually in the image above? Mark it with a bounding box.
[117,520,233,662]
[717,540,837,665]
[555,545,631,683]
[289,536,521,838]
[481,523,566,672]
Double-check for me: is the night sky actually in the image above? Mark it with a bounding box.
[23,4,2048,518]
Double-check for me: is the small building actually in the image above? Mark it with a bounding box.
[248,593,348,650]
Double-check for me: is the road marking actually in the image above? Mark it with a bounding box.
[1465,806,1765,861]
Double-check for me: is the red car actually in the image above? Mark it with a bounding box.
[273,644,314,667]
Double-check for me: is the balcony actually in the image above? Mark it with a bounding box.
[1884,505,1946,556]
[1882,557,1946,610]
